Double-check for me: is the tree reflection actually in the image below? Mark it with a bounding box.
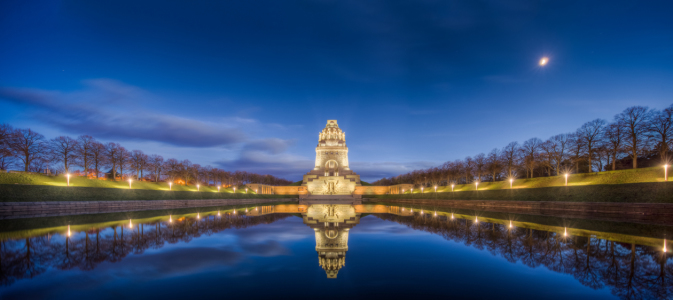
[377,214,672,300]
[0,214,289,286]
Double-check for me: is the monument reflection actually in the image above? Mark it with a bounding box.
[302,204,359,278]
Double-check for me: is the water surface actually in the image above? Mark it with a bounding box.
[0,203,670,300]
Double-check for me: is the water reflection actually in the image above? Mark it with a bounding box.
[0,204,671,299]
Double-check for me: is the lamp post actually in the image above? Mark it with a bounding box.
[565,173,569,186]
[451,184,454,192]
[66,173,71,187]
[233,187,236,193]
[665,165,669,182]
[434,186,437,193]
[218,186,220,192]
[421,187,424,193]
[255,189,258,194]
[169,182,172,191]
[475,181,479,191]
[509,178,513,189]
[128,179,132,189]
[245,188,248,194]
[197,184,200,191]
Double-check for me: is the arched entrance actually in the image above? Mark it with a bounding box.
[324,160,339,176]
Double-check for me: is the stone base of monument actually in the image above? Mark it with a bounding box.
[299,194,362,205]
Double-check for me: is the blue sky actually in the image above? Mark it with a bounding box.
[1,0,673,181]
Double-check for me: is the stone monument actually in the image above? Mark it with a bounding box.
[302,120,361,195]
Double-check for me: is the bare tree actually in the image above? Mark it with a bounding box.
[486,148,502,182]
[521,138,542,178]
[49,136,79,174]
[616,106,653,169]
[148,154,164,182]
[648,104,673,164]
[130,150,148,180]
[76,135,95,177]
[7,128,46,172]
[90,141,105,178]
[501,142,519,178]
[603,123,624,171]
[0,124,14,170]
[577,119,607,172]
[474,153,486,182]
[104,143,121,179]
[116,147,131,179]
[549,133,570,175]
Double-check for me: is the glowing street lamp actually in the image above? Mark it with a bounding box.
[233,187,236,193]
[128,179,133,189]
[434,211,437,217]
[255,189,258,194]
[169,215,172,223]
[411,188,414,194]
[475,216,479,223]
[509,178,513,189]
[509,220,513,229]
[217,210,221,216]
[245,188,248,194]
[196,213,200,220]
[402,189,405,194]
[564,227,568,237]
[565,173,569,186]
[421,187,424,193]
[197,184,200,191]
[129,219,133,229]
[434,186,437,193]
[218,186,221,192]
[67,225,71,237]
[451,184,455,192]
[665,165,669,182]
[664,239,668,253]
[169,182,172,191]
[451,213,454,220]
[475,181,479,191]
[66,173,71,186]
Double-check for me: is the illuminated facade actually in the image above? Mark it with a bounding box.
[302,120,361,195]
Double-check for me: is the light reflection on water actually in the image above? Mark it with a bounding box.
[0,204,670,300]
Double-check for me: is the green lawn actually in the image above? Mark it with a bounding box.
[0,172,248,193]
[408,167,669,194]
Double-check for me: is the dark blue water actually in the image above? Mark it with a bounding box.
[0,205,670,300]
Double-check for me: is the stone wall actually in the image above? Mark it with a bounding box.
[272,186,308,195]
[0,198,296,220]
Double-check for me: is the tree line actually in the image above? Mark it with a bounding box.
[373,105,673,187]
[0,124,292,186]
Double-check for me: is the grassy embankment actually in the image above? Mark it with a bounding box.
[367,167,673,203]
[0,172,295,202]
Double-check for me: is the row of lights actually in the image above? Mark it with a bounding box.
[65,174,263,193]
[400,165,670,194]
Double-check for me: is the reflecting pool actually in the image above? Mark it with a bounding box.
[0,203,671,300]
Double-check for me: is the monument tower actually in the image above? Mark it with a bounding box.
[302,120,361,195]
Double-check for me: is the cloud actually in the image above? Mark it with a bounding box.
[242,138,294,154]
[0,80,246,147]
